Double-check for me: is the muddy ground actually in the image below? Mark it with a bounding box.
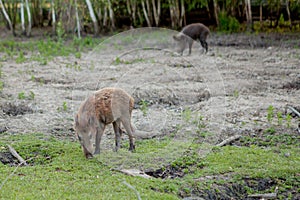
[0,29,300,198]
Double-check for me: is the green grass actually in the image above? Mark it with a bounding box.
[0,133,179,200]
[0,37,102,65]
[0,131,299,199]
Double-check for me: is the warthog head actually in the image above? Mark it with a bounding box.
[74,114,97,159]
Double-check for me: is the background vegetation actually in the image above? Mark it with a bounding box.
[0,0,300,37]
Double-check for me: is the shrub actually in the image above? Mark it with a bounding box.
[218,12,240,33]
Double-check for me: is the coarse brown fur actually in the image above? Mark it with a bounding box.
[173,23,210,55]
[74,87,135,158]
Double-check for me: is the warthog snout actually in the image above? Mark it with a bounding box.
[82,145,93,159]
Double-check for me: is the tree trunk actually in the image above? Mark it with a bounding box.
[97,6,103,29]
[169,0,175,28]
[260,2,263,29]
[85,0,99,36]
[145,0,152,25]
[51,0,56,35]
[179,0,185,27]
[137,6,143,26]
[103,5,108,28]
[274,3,281,28]
[245,0,252,31]
[213,0,219,26]
[75,0,81,38]
[151,0,161,26]
[0,0,15,36]
[107,0,115,30]
[21,0,26,35]
[126,0,137,26]
[131,0,137,26]
[285,0,292,29]
[25,0,32,37]
[169,0,185,28]
[141,0,151,27]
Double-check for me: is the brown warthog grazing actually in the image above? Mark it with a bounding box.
[173,23,210,55]
[74,87,135,158]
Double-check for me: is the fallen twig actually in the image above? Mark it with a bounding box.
[112,168,152,179]
[216,135,241,147]
[7,145,27,166]
[248,193,277,199]
[287,106,300,118]
[248,187,278,199]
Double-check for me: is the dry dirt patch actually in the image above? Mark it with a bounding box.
[0,31,299,169]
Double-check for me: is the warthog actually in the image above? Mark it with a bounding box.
[173,23,210,55]
[74,87,135,158]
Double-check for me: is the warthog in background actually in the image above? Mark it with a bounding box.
[173,23,210,55]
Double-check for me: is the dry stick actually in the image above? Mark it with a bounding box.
[122,180,142,200]
[287,106,300,117]
[248,187,278,199]
[216,135,241,147]
[247,193,277,199]
[7,145,28,166]
[112,168,152,179]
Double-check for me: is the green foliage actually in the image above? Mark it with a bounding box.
[233,90,239,98]
[113,57,146,65]
[277,111,283,126]
[218,12,240,33]
[16,51,26,63]
[56,21,65,43]
[57,101,68,112]
[0,66,3,92]
[0,37,101,65]
[139,99,149,116]
[0,129,299,199]
[182,108,192,122]
[286,114,292,128]
[204,145,300,178]
[28,91,35,100]
[267,105,274,123]
[114,57,121,65]
[0,81,3,92]
[0,133,179,199]
[17,91,35,100]
[18,91,26,100]
[185,0,208,11]
[171,150,204,169]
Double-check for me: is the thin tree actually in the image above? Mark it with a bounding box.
[51,0,56,35]
[75,0,81,38]
[141,0,152,27]
[85,0,99,36]
[20,0,26,35]
[169,0,185,28]
[107,0,115,30]
[213,0,219,26]
[285,0,292,29]
[245,0,252,31]
[127,0,137,26]
[259,0,263,29]
[152,0,161,26]
[25,0,32,37]
[0,0,15,35]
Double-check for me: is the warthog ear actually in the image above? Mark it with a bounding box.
[173,34,179,41]
[173,33,184,41]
